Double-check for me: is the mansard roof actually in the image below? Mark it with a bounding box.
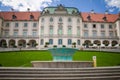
[0,11,119,23]
[0,11,40,21]
[81,12,119,23]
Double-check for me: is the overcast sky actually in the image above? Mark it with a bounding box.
[0,0,120,14]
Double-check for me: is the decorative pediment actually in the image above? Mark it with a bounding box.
[55,4,67,12]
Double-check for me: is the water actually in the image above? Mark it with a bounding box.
[48,48,78,61]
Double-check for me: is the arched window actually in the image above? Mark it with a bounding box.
[68,26,72,36]
[68,39,72,45]
[40,39,44,45]
[59,17,62,22]
[41,18,44,22]
[50,17,53,22]
[49,39,53,45]
[58,25,63,35]
[68,18,72,22]
[58,39,62,45]
[77,40,80,45]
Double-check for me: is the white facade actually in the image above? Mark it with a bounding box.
[0,5,120,49]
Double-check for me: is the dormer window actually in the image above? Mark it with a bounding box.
[87,15,91,20]
[30,15,34,20]
[103,16,107,21]
[12,15,17,19]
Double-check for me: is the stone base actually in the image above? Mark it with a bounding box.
[31,61,93,68]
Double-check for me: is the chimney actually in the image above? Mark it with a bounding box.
[105,10,108,14]
[91,9,94,13]
[27,8,30,12]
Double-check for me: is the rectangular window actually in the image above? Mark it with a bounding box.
[49,39,53,45]
[4,31,9,36]
[77,27,80,36]
[68,39,72,45]
[93,24,96,28]
[24,23,28,27]
[92,30,97,37]
[77,40,80,45]
[13,31,18,36]
[109,31,113,37]
[33,23,37,27]
[32,31,37,36]
[49,26,53,36]
[101,31,105,37]
[68,27,72,36]
[84,31,88,37]
[109,24,112,29]
[23,31,27,36]
[5,23,9,27]
[58,39,62,45]
[84,24,88,28]
[58,26,62,35]
[41,26,44,35]
[15,23,19,27]
[101,24,104,29]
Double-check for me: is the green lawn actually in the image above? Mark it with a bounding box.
[0,50,52,67]
[73,51,120,67]
[0,50,120,67]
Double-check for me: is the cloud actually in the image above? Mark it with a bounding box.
[0,0,59,11]
[105,0,120,12]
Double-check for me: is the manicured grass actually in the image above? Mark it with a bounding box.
[0,50,120,67]
[0,50,52,67]
[73,51,120,67]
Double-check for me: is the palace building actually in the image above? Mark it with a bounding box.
[0,4,120,49]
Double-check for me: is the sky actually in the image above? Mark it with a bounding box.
[0,0,120,14]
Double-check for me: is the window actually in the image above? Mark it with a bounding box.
[41,26,44,35]
[92,30,97,37]
[6,23,9,27]
[49,25,53,36]
[109,31,113,37]
[50,17,53,22]
[77,26,80,36]
[4,31,9,36]
[13,31,18,36]
[32,31,37,36]
[68,26,72,36]
[23,31,27,36]
[77,40,80,45]
[84,30,88,37]
[15,23,19,27]
[30,15,34,19]
[58,25,63,35]
[77,19,80,23]
[101,31,105,37]
[33,23,37,27]
[93,24,96,28]
[68,18,72,22]
[109,24,112,29]
[58,39,62,45]
[84,24,88,28]
[101,24,104,29]
[24,23,28,27]
[41,18,44,22]
[49,39,53,45]
[12,15,17,19]
[59,17,62,22]
[68,39,72,45]
[40,39,44,45]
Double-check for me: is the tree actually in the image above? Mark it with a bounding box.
[72,42,76,48]
[94,40,101,48]
[84,40,91,48]
[34,43,38,47]
[44,42,49,48]
[103,40,109,48]
[111,40,118,47]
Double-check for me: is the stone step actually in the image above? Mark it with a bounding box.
[0,73,120,77]
[0,76,120,80]
[0,70,120,74]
